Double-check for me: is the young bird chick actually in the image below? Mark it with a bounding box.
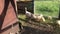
[57,20,60,25]
[37,14,45,22]
[48,16,52,20]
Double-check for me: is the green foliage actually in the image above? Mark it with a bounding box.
[34,1,59,17]
[35,0,59,1]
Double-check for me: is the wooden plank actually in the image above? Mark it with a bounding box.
[0,0,19,32]
[1,23,20,34]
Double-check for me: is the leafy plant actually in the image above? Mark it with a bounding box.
[34,1,59,17]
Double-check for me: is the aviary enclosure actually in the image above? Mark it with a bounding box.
[0,0,60,34]
[18,0,60,34]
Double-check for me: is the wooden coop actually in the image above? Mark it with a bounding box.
[0,0,34,34]
[16,0,34,14]
[0,0,20,34]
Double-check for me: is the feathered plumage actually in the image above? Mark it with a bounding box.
[25,7,45,22]
[25,7,32,18]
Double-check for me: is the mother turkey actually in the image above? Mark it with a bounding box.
[25,7,45,22]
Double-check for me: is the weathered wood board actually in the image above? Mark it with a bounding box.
[0,0,19,34]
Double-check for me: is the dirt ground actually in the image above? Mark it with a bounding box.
[18,14,60,34]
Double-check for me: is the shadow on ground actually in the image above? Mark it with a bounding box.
[20,26,53,34]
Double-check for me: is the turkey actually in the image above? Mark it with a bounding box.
[25,7,33,19]
[35,14,45,22]
[25,7,45,22]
